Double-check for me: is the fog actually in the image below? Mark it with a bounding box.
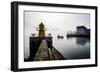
[24,11,90,58]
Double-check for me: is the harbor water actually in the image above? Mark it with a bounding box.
[24,35,90,60]
[53,36,90,59]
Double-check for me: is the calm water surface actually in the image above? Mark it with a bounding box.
[53,36,90,59]
[24,35,90,60]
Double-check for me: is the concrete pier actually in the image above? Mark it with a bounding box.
[25,37,65,62]
[33,39,65,61]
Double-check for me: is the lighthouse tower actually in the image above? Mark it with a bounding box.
[37,22,46,37]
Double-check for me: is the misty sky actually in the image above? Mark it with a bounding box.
[24,11,90,58]
[24,11,90,34]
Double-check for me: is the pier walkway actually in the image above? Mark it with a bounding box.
[33,39,65,61]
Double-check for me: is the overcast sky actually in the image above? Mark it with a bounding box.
[24,11,90,35]
[24,11,90,58]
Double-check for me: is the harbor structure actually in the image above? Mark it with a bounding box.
[76,26,90,35]
[67,26,90,37]
[25,22,65,61]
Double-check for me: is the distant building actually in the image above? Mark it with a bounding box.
[76,26,90,35]
[67,26,90,37]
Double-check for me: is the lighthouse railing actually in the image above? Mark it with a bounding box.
[31,33,52,37]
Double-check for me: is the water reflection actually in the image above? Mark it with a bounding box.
[53,36,90,60]
[24,36,90,60]
[76,37,90,45]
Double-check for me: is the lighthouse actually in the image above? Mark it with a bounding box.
[26,22,64,62]
[37,22,46,37]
